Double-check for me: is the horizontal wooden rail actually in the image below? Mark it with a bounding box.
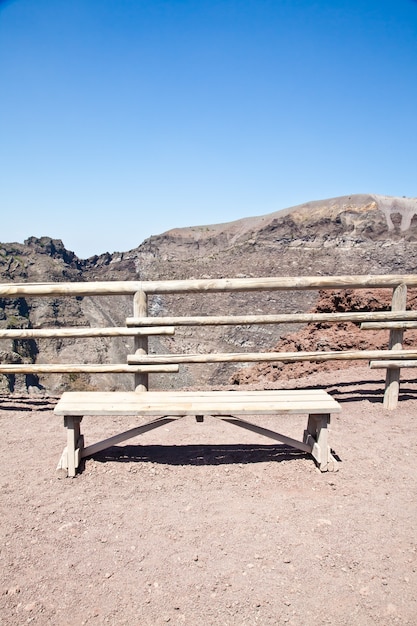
[361,321,417,330]
[0,326,174,339]
[127,311,417,327]
[1,274,417,296]
[128,349,417,365]
[0,364,179,374]
[370,360,417,369]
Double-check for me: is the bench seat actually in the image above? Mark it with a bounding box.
[55,389,341,476]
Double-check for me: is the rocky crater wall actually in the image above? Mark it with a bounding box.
[1,193,416,393]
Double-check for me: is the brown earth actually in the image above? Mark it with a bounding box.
[1,365,417,626]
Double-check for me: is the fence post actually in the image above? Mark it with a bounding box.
[383,283,407,409]
[133,290,148,391]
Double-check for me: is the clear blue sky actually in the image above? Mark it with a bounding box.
[1,0,416,259]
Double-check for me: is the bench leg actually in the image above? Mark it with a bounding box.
[57,416,84,478]
[304,413,337,472]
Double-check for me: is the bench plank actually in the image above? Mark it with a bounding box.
[55,390,341,417]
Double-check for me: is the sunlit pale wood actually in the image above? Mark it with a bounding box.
[0,326,174,338]
[55,389,341,475]
[133,289,149,391]
[81,417,179,459]
[0,364,179,374]
[384,284,407,409]
[361,321,417,330]
[54,389,341,416]
[127,311,417,327]
[2,273,417,297]
[127,348,417,365]
[219,415,313,453]
[370,360,417,368]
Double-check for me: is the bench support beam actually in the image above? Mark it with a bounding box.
[219,416,312,453]
[81,417,179,460]
[219,413,337,471]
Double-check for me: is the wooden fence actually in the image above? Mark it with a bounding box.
[1,274,417,409]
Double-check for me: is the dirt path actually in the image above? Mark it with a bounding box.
[1,367,417,625]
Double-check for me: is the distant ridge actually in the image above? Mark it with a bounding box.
[155,193,417,246]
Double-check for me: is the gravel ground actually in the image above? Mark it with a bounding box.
[1,367,417,625]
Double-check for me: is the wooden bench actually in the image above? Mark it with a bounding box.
[54,389,341,476]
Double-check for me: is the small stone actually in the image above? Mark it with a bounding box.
[316,519,332,527]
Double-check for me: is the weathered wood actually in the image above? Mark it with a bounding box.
[81,417,179,458]
[0,282,145,296]
[0,364,179,374]
[127,311,417,327]
[142,275,417,294]
[0,326,175,339]
[361,321,417,330]
[305,414,337,472]
[127,348,417,365]
[370,360,417,368]
[218,416,313,453]
[56,400,338,416]
[2,274,417,297]
[54,389,342,417]
[64,416,82,478]
[133,290,149,392]
[56,389,340,475]
[384,284,408,409]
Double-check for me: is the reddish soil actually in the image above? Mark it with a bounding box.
[1,366,417,625]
